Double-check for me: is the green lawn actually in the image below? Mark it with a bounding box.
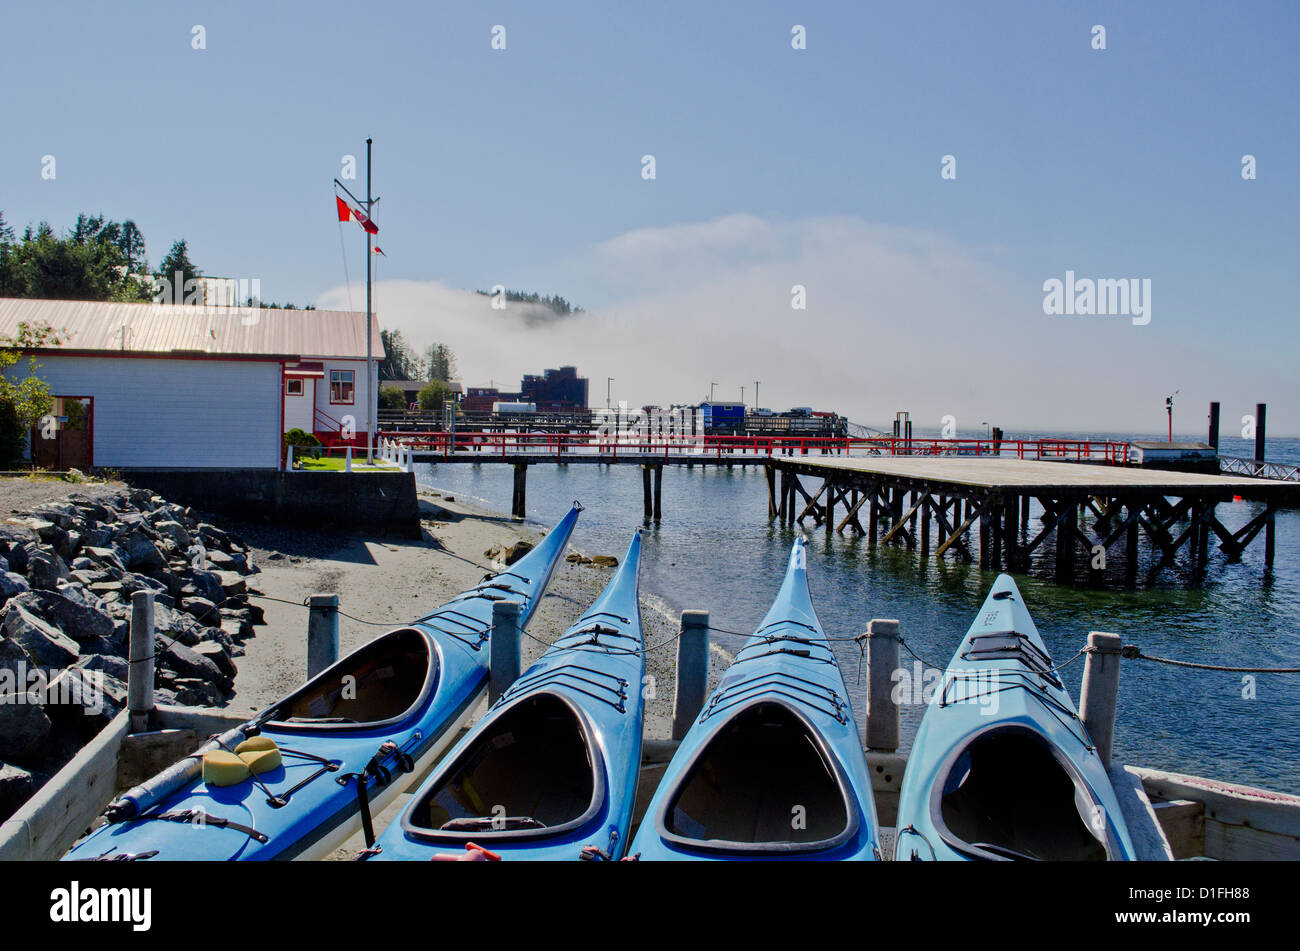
[294,456,401,472]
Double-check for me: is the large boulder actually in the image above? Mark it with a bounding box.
[122,529,167,572]
[0,763,34,822]
[0,647,51,759]
[196,523,232,551]
[181,569,226,606]
[0,571,30,607]
[44,666,128,733]
[157,639,224,684]
[80,545,125,572]
[152,520,192,549]
[0,601,79,670]
[179,596,219,624]
[17,589,116,644]
[26,548,70,590]
[193,640,237,682]
[75,652,130,682]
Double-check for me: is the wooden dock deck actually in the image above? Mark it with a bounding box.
[766,456,1296,581]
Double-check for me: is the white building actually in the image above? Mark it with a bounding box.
[0,298,383,470]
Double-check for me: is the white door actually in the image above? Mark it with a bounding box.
[284,377,314,433]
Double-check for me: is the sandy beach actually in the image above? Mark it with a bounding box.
[230,487,730,740]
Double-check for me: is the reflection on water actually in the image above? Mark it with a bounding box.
[416,440,1299,791]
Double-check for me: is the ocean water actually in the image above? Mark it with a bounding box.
[414,433,1300,791]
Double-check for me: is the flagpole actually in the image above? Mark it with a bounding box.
[365,136,374,464]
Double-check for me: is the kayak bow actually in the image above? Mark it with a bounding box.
[62,504,581,861]
[630,537,881,861]
[373,530,645,861]
[893,573,1136,861]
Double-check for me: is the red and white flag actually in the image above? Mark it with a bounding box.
[334,192,379,235]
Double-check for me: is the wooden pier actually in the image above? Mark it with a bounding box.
[766,456,1299,580]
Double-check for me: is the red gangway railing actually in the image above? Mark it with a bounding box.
[373,431,1131,465]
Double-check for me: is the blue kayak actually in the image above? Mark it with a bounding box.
[630,538,881,861]
[63,504,581,862]
[894,573,1136,861]
[371,531,645,861]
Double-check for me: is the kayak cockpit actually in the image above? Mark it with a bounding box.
[656,701,857,854]
[402,692,603,842]
[267,627,438,730]
[932,726,1113,860]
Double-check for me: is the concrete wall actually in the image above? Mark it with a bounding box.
[20,355,282,468]
[123,469,420,538]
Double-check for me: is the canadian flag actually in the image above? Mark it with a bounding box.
[335,193,378,235]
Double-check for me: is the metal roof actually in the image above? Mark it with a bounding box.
[0,297,385,361]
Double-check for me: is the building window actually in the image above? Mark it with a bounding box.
[330,369,355,404]
[286,378,304,396]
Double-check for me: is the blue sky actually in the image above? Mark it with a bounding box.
[2,1,1297,432]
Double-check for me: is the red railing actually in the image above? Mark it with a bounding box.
[373,431,1131,465]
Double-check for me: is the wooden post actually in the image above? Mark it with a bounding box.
[1265,503,1276,569]
[777,469,788,523]
[1255,402,1267,464]
[307,593,340,678]
[511,463,528,520]
[1207,401,1220,451]
[673,610,710,740]
[865,619,901,751]
[1055,501,1078,579]
[641,465,653,524]
[979,508,991,570]
[489,600,522,704]
[1020,495,1030,530]
[825,481,835,540]
[1126,503,1140,580]
[919,496,931,555]
[1080,631,1123,768]
[653,464,663,523]
[128,590,155,733]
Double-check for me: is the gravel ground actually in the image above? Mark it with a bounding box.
[0,474,124,515]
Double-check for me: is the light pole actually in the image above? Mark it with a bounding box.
[982,421,990,439]
[754,380,760,409]
[709,382,717,402]
[740,385,745,406]
[606,377,614,410]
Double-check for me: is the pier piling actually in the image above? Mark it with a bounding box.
[673,610,710,740]
[128,590,156,733]
[489,600,522,704]
[307,593,340,678]
[511,463,528,520]
[653,464,663,522]
[1080,631,1123,768]
[865,618,901,752]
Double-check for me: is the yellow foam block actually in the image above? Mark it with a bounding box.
[202,750,251,787]
[235,736,282,775]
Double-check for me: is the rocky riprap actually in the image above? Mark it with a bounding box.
[0,487,263,821]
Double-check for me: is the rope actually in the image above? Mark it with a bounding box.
[1113,645,1300,674]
